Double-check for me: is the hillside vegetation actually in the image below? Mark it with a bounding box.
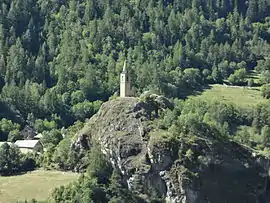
[45,94,270,202]
[0,0,269,128]
[0,0,270,202]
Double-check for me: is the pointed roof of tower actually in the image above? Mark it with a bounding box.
[122,60,127,73]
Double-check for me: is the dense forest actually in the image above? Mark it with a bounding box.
[0,0,269,129]
[0,0,270,202]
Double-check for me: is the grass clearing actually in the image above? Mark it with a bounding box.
[191,84,267,108]
[0,170,79,202]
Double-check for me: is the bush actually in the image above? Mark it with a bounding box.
[71,90,85,105]
[72,100,102,121]
[34,119,57,133]
[0,119,20,141]
[228,68,247,85]
[42,129,63,147]
[0,143,37,176]
[0,143,21,175]
[260,70,270,84]
[261,84,270,99]
[53,138,72,170]
[21,153,37,172]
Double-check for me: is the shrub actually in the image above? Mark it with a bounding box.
[228,68,247,85]
[261,84,270,99]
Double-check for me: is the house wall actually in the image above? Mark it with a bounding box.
[18,142,43,154]
[19,148,34,154]
[34,142,43,152]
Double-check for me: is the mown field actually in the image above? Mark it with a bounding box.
[191,84,267,108]
[0,170,79,202]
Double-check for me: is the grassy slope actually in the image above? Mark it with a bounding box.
[0,170,79,202]
[191,84,267,108]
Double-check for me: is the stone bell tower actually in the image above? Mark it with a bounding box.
[120,60,132,97]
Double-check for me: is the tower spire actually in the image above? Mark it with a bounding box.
[122,60,127,73]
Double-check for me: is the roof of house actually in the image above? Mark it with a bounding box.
[15,140,40,149]
[34,133,43,139]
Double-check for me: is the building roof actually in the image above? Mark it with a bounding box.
[15,140,40,149]
[122,60,127,73]
[34,133,43,139]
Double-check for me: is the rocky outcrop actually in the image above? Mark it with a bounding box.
[72,95,270,203]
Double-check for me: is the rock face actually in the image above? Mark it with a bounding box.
[73,95,270,203]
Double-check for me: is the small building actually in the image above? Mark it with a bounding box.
[120,60,134,97]
[15,140,43,154]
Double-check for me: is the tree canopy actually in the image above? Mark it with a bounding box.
[0,0,269,127]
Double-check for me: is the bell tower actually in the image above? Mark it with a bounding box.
[120,60,132,97]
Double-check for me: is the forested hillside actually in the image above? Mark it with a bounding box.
[0,0,269,129]
[0,1,270,202]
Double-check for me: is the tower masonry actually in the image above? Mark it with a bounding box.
[120,60,133,97]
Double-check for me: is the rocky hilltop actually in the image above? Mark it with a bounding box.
[72,94,270,203]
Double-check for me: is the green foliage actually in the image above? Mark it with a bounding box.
[234,126,253,147]
[41,129,63,147]
[49,121,85,170]
[260,71,270,84]
[261,125,270,147]
[185,149,194,161]
[0,143,21,175]
[41,145,56,170]
[252,102,270,131]
[159,95,270,157]
[0,119,20,141]
[86,144,112,184]
[8,129,21,142]
[20,152,39,172]
[164,98,250,141]
[228,68,247,85]
[72,100,103,121]
[50,143,142,203]
[34,119,57,133]
[0,0,268,127]
[183,68,202,89]
[261,84,270,99]
[0,1,270,202]
[71,90,86,105]
[52,138,72,170]
[0,143,37,176]
[107,171,127,202]
[50,145,110,202]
